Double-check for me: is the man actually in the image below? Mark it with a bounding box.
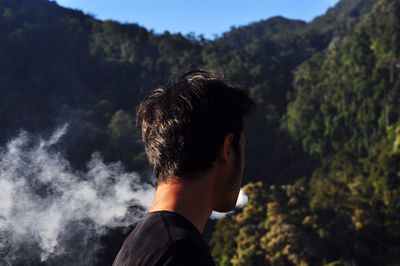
[113,70,255,265]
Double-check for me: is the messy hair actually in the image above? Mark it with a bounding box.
[136,70,256,182]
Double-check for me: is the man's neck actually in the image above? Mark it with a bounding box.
[147,177,214,233]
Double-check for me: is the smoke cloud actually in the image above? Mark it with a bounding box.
[211,188,248,219]
[0,124,248,265]
[0,124,154,265]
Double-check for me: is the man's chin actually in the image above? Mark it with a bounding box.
[213,201,236,213]
[213,207,234,213]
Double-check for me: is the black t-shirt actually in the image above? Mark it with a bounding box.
[113,210,216,266]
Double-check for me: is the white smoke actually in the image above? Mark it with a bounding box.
[210,188,249,219]
[0,124,249,264]
[0,125,154,265]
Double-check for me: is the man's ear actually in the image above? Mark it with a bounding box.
[221,133,234,163]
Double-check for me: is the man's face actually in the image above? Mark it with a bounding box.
[213,131,246,212]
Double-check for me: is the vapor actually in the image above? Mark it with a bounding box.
[0,124,249,265]
[210,188,248,219]
[0,125,154,265]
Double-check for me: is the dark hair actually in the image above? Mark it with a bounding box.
[136,70,256,182]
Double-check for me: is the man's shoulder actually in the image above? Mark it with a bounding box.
[153,238,211,265]
[113,211,215,266]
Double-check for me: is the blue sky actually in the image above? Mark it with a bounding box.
[55,0,340,39]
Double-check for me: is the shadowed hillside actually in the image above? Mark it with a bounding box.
[3,0,398,265]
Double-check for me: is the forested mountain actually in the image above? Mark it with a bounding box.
[2,0,400,265]
[0,0,203,172]
[211,0,400,265]
[287,0,400,158]
[203,0,376,183]
[0,0,373,181]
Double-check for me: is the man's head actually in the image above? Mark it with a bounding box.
[136,70,255,211]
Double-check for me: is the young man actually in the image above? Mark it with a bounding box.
[113,70,255,266]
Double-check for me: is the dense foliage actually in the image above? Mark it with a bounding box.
[211,0,400,265]
[0,0,372,180]
[0,0,203,173]
[2,0,400,265]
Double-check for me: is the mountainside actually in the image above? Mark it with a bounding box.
[0,0,203,171]
[212,0,400,265]
[0,0,375,179]
[2,0,398,265]
[203,0,376,183]
[308,0,375,38]
[287,0,399,157]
